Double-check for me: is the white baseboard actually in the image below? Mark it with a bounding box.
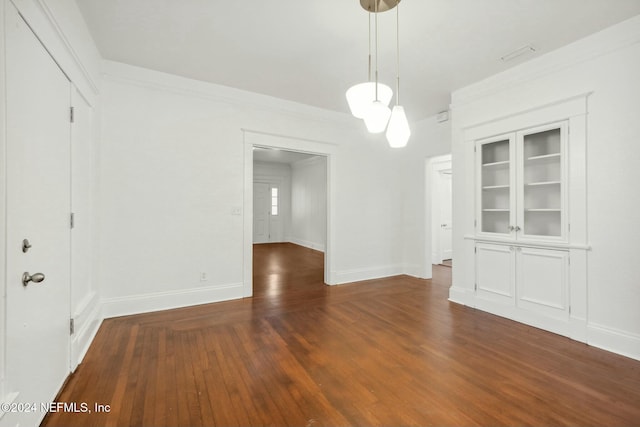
[403,263,431,279]
[448,286,472,306]
[332,265,404,285]
[71,291,103,370]
[101,283,244,319]
[289,237,325,252]
[588,322,640,361]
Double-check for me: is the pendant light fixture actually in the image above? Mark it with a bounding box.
[345,10,392,119]
[386,0,410,147]
[347,1,409,142]
[362,0,391,133]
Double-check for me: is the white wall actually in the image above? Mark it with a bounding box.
[450,15,640,360]
[291,156,327,252]
[254,161,291,242]
[98,61,416,316]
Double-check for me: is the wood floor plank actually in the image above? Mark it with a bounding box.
[42,243,640,426]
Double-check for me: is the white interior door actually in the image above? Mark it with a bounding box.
[5,6,72,424]
[439,171,453,260]
[253,182,270,243]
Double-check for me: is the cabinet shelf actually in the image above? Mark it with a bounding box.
[482,209,510,212]
[526,153,561,161]
[482,160,509,167]
[525,208,561,212]
[526,181,561,187]
[482,185,510,190]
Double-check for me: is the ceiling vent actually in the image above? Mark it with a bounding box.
[500,45,536,62]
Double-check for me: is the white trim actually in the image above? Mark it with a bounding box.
[70,291,101,370]
[102,61,353,129]
[289,237,325,253]
[427,154,452,266]
[332,265,404,285]
[243,130,337,294]
[462,93,590,141]
[101,283,243,319]
[448,287,473,306]
[9,0,99,104]
[0,0,7,405]
[403,263,430,280]
[33,0,99,95]
[244,128,339,147]
[588,322,640,362]
[464,234,592,251]
[0,391,18,421]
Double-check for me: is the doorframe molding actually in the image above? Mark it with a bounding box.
[242,129,336,297]
[0,0,8,404]
[428,154,452,265]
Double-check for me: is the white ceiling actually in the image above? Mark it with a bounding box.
[76,0,640,121]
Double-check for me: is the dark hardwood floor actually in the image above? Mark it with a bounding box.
[43,243,640,426]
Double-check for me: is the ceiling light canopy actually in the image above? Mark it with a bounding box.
[346,0,410,147]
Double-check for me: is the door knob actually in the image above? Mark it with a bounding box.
[22,272,45,287]
[22,239,32,253]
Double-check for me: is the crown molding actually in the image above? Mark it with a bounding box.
[102,61,356,130]
[32,0,100,96]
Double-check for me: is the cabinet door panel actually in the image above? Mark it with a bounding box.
[476,243,515,304]
[517,247,569,319]
[516,122,568,242]
[476,134,516,237]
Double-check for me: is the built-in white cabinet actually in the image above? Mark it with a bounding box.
[476,242,569,321]
[477,121,568,242]
[451,94,589,342]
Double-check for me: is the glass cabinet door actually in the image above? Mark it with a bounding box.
[478,135,514,236]
[517,123,567,240]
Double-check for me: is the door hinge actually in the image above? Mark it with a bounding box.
[474,283,477,291]
[474,246,477,254]
[568,305,571,315]
[70,318,75,335]
[474,219,477,228]
[70,213,75,229]
[70,106,75,123]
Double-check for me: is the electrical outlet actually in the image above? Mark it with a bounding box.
[200,272,207,282]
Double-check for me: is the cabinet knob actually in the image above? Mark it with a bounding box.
[508,225,515,231]
[515,226,521,232]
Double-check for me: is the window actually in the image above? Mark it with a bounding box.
[271,187,278,215]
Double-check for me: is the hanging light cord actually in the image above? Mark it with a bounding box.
[368,14,372,82]
[374,0,379,101]
[395,1,401,106]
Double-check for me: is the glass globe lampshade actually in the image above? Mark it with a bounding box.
[363,100,392,133]
[346,82,393,119]
[386,105,411,147]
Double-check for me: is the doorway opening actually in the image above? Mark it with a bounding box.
[429,155,453,268]
[242,130,335,298]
